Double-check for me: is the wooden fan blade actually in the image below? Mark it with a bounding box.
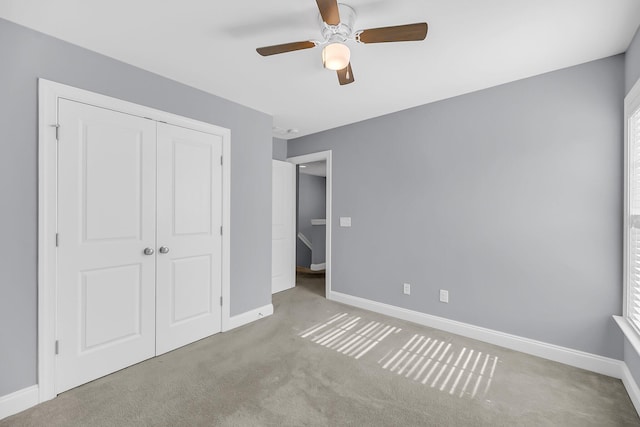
[337,63,354,85]
[358,23,428,44]
[256,41,316,56]
[316,0,340,25]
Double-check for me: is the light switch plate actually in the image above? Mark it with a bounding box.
[340,217,351,227]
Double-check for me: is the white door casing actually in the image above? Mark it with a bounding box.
[271,160,296,294]
[155,123,223,355]
[286,152,332,299]
[39,79,232,402]
[56,100,157,393]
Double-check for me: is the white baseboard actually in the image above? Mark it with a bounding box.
[621,363,640,415]
[224,303,274,331]
[310,263,326,271]
[0,304,273,420]
[328,290,624,378]
[1,297,637,420]
[0,385,39,421]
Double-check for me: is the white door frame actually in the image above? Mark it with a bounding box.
[287,151,332,298]
[37,79,232,403]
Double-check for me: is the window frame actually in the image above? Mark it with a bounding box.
[624,77,640,337]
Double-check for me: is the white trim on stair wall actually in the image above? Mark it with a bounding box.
[297,232,312,250]
[327,289,640,415]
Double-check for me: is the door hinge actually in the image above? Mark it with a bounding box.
[220,156,223,166]
[55,233,59,247]
[52,124,60,141]
[55,340,59,355]
[220,296,223,306]
[220,226,223,236]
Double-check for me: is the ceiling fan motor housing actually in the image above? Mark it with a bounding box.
[319,3,356,44]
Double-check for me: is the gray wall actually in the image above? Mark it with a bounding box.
[272,137,287,161]
[626,25,640,94]
[0,18,272,396]
[311,225,326,266]
[289,55,625,359]
[297,173,326,268]
[295,170,311,267]
[296,237,312,268]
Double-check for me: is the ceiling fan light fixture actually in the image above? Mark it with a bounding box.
[322,43,350,71]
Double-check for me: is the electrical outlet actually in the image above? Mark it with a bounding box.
[439,289,449,303]
[403,283,411,295]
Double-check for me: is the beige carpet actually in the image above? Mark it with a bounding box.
[2,275,638,426]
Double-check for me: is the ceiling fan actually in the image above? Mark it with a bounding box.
[256,0,428,85]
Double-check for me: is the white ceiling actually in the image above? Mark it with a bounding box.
[2,1,639,139]
[300,161,327,177]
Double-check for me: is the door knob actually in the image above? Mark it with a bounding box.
[159,246,170,254]
[143,247,154,255]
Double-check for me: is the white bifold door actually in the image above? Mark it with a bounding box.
[56,99,223,393]
[271,160,296,294]
[155,123,222,355]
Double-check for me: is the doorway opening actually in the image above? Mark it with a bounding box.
[296,160,326,297]
[288,151,332,299]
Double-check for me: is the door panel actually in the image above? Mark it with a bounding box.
[173,140,213,235]
[156,123,222,355]
[83,123,144,241]
[82,264,142,349]
[171,255,212,322]
[56,99,157,393]
[272,160,296,294]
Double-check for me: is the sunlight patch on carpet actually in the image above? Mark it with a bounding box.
[299,313,499,400]
[299,313,401,359]
[378,334,499,399]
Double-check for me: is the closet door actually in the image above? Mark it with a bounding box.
[56,99,157,393]
[155,123,223,355]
